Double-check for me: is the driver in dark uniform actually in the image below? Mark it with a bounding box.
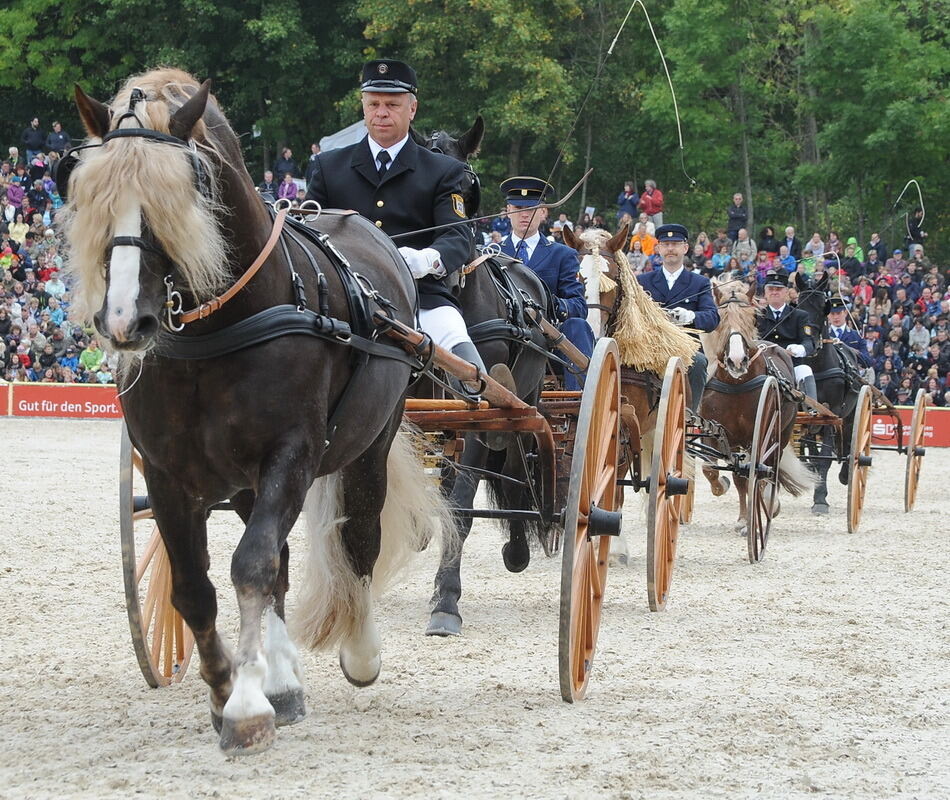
[758,267,817,401]
[305,59,485,382]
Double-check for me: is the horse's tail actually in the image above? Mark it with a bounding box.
[293,423,453,650]
[778,444,815,496]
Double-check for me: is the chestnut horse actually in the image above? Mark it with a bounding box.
[700,279,813,533]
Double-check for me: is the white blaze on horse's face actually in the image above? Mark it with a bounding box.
[727,331,748,375]
[105,199,143,343]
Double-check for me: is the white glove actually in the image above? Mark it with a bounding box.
[398,246,444,279]
[667,307,695,326]
[786,343,806,357]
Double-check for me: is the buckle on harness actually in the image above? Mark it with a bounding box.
[163,275,184,332]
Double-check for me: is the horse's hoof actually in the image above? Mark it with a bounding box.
[339,652,380,688]
[218,712,276,756]
[267,688,306,727]
[811,503,830,515]
[426,611,462,637]
[838,464,849,485]
[711,476,731,496]
[734,520,747,536]
[772,498,782,518]
[502,541,530,573]
[609,552,628,567]
[211,709,223,734]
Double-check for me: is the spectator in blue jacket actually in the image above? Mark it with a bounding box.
[616,181,639,220]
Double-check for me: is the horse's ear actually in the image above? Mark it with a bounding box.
[713,284,722,305]
[561,224,580,251]
[606,224,629,254]
[169,79,211,140]
[457,115,485,158]
[745,281,757,302]
[74,84,111,139]
[409,125,427,146]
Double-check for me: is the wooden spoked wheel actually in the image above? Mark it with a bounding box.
[904,388,928,512]
[746,377,781,563]
[846,385,873,534]
[646,357,686,612]
[558,338,620,703]
[120,422,194,687]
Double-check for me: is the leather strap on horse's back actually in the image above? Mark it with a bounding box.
[179,208,288,324]
[706,374,769,394]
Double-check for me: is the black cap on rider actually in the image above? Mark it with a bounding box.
[361,60,418,94]
[764,268,790,288]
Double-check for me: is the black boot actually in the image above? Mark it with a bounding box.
[449,341,487,399]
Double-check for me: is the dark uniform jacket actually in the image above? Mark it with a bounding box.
[500,235,585,321]
[828,324,872,367]
[757,305,816,356]
[637,268,720,332]
[306,136,471,310]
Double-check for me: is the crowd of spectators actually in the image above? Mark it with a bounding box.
[481,180,944,408]
[0,119,115,385]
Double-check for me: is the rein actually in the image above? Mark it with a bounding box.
[175,208,289,325]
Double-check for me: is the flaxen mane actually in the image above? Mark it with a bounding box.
[61,68,230,325]
[705,277,759,357]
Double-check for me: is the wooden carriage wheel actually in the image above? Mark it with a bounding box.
[646,357,687,612]
[904,388,928,512]
[558,338,620,703]
[846,385,873,534]
[746,377,781,563]
[120,422,195,687]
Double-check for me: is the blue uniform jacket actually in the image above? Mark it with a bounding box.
[636,269,719,332]
[829,325,873,368]
[501,236,587,322]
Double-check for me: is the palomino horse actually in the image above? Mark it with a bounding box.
[700,279,813,533]
[61,69,448,754]
[794,274,863,514]
[415,120,556,636]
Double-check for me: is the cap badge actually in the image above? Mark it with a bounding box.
[521,189,528,196]
[378,64,388,74]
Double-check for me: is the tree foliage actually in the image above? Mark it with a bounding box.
[0,0,945,253]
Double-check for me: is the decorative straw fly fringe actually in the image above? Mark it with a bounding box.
[611,256,699,373]
[599,272,617,293]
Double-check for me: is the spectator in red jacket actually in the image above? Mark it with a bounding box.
[637,179,664,227]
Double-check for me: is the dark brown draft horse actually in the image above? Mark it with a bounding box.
[700,279,813,533]
[61,69,447,754]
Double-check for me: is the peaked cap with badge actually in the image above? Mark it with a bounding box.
[654,223,689,242]
[306,58,472,310]
[501,176,553,208]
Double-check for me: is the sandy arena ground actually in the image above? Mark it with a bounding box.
[0,418,947,799]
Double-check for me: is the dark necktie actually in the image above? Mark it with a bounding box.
[773,309,781,321]
[377,150,391,179]
[516,239,528,264]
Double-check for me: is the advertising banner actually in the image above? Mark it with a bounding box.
[871,406,950,448]
[6,383,122,419]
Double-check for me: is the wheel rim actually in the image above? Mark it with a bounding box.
[904,389,927,512]
[120,423,194,687]
[747,378,781,563]
[847,386,872,534]
[559,339,620,702]
[646,358,686,612]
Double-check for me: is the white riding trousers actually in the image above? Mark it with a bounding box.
[794,363,814,382]
[418,305,472,352]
